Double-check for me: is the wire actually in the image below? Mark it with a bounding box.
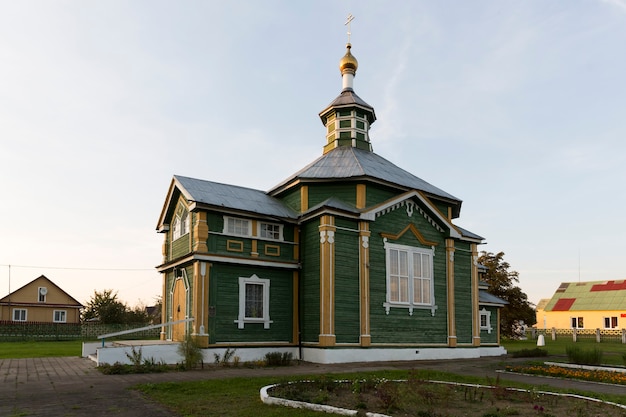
[0,264,153,272]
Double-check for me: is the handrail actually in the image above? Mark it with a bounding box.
[97,318,194,347]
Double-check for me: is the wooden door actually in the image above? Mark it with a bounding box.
[172,278,187,341]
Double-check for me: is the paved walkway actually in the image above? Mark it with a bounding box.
[0,355,624,416]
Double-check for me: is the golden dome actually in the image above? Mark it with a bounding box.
[339,43,358,74]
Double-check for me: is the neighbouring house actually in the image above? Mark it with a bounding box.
[155,40,507,363]
[0,275,83,324]
[537,280,626,330]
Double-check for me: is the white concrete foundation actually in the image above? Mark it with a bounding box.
[84,341,506,366]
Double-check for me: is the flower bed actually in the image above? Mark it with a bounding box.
[505,363,626,385]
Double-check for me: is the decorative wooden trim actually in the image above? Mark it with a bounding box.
[356,184,366,209]
[193,212,209,253]
[264,244,280,257]
[319,215,336,346]
[251,240,259,257]
[446,238,456,347]
[226,240,244,252]
[471,243,480,346]
[301,185,309,212]
[380,223,439,247]
[359,221,371,346]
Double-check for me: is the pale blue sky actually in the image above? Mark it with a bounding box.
[1,1,625,307]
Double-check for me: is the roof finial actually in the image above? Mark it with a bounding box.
[345,14,354,44]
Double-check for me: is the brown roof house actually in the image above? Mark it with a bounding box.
[0,275,83,324]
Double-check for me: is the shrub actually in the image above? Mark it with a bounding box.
[264,351,293,367]
[510,348,548,358]
[178,334,204,370]
[565,345,603,365]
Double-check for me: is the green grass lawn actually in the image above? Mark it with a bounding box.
[503,338,626,366]
[0,340,82,359]
[135,368,626,417]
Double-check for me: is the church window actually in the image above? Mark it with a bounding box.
[479,308,492,333]
[172,208,189,240]
[224,217,251,237]
[235,274,272,329]
[259,222,282,240]
[383,242,434,315]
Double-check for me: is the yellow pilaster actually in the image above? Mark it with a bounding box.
[301,186,309,212]
[293,227,300,261]
[356,184,366,209]
[446,239,457,347]
[193,212,209,253]
[319,215,336,346]
[192,261,210,347]
[160,271,167,340]
[359,221,371,346]
[471,243,481,346]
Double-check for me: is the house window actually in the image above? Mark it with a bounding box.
[38,287,47,302]
[604,316,618,329]
[234,274,272,329]
[13,309,27,322]
[479,308,493,334]
[259,222,282,240]
[53,310,67,323]
[383,242,436,315]
[172,210,189,240]
[571,317,584,329]
[224,217,251,237]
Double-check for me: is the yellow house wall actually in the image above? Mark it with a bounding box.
[538,310,626,330]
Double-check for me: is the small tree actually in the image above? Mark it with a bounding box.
[81,289,127,324]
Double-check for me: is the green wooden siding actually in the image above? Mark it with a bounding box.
[333,221,360,343]
[280,189,302,213]
[365,184,401,208]
[367,205,449,344]
[208,263,293,344]
[453,246,473,344]
[299,221,320,343]
[480,306,499,344]
[171,235,190,260]
[307,183,356,208]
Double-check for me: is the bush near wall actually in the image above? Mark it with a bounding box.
[0,321,160,342]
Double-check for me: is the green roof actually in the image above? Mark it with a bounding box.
[544,280,626,311]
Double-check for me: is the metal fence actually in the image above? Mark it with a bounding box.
[0,321,161,342]
[529,327,626,343]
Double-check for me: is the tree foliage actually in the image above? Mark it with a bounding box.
[478,251,536,338]
[81,289,150,324]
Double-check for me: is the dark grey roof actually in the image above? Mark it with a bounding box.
[174,175,298,220]
[269,146,460,203]
[319,88,376,123]
[455,225,484,241]
[479,290,508,306]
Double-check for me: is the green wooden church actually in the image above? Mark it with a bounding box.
[156,40,506,363]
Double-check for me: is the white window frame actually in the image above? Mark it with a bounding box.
[13,308,27,322]
[479,308,493,334]
[383,241,436,316]
[258,221,283,241]
[604,316,618,329]
[53,310,67,323]
[571,316,584,329]
[234,274,272,329]
[223,216,252,237]
[172,210,189,240]
[38,287,47,302]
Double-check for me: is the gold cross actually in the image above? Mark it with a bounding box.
[345,14,354,43]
